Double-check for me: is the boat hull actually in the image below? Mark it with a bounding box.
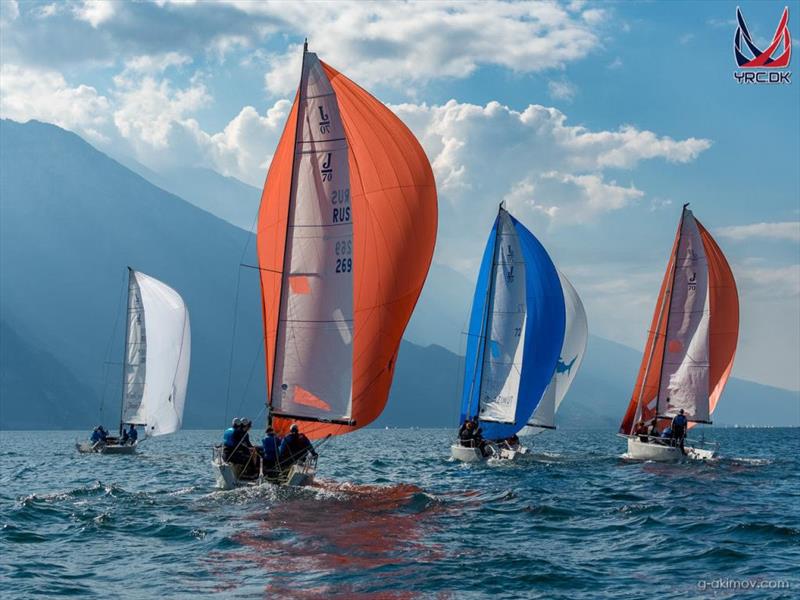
[76,441,137,455]
[212,457,316,490]
[625,437,716,462]
[450,443,525,463]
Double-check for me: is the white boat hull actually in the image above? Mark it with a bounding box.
[212,456,316,490]
[450,443,525,463]
[450,444,484,462]
[76,440,137,455]
[625,437,716,462]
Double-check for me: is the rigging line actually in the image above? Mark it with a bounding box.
[224,192,262,426]
[99,268,128,421]
[234,342,264,418]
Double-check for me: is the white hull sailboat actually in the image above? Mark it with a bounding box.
[619,205,738,462]
[213,41,437,488]
[77,268,191,455]
[452,205,566,463]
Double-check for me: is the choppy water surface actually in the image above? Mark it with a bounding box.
[1,428,798,598]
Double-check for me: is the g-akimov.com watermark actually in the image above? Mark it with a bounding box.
[697,578,791,592]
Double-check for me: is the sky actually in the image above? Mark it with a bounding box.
[1,0,798,391]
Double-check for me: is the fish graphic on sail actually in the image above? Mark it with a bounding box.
[523,270,588,434]
[213,41,437,488]
[452,205,565,461]
[619,204,738,461]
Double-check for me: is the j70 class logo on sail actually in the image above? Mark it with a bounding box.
[733,6,792,84]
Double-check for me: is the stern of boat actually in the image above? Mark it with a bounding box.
[450,444,484,462]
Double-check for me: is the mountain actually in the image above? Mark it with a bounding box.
[116,155,261,231]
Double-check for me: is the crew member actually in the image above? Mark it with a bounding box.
[671,409,688,454]
[279,423,318,467]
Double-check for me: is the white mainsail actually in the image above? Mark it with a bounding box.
[523,270,588,433]
[478,211,528,424]
[120,270,191,436]
[270,52,355,423]
[656,209,711,422]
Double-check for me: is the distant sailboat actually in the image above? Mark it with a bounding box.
[213,42,437,488]
[77,268,191,454]
[451,205,565,462]
[619,204,739,461]
[521,270,588,435]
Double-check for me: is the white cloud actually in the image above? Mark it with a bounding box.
[0,0,19,23]
[717,222,800,243]
[123,52,191,75]
[72,0,115,28]
[548,79,578,102]
[0,64,110,141]
[736,264,800,298]
[236,0,606,94]
[606,57,623,70]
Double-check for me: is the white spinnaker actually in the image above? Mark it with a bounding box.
[657,210,711,422]
[478,211,527,424]
[122,271,190,437]
[523,270,588,434]
[271,52,354,422]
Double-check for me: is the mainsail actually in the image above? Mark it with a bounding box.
[120,269,191,437]
[460,207,565,440]
[619,206,738,434]
[257,45,437,439]
[526,270,588,432]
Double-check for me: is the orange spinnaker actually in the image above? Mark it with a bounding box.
[257,62,438,439]
[697,219,739,417]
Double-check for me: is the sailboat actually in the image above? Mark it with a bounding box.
[77,268,191,454]
[451,205,566,462]
[212,42,437,488]
[619,204,739,461]
[520,270,588,436]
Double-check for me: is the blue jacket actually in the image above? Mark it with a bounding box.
[661,427,673,438]
[222,427,236,447]
[90,430,103,443]
[672,414,687,428]
[279,432,316,460]
[262,434,281,463]
[128,426,138,442]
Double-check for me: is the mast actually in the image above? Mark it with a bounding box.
[118,267,133,435]
[267,40,308,429]
[471,203,504,423]
[652,203,690,426]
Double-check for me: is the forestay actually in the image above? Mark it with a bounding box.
[121,270,190,437]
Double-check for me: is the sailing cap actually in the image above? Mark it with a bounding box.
[290,423,299,433]
[242,418,251,427]
[266,427,274,434]
[679,409,685,414]
[232,418,242,426]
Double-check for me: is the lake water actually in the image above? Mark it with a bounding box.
[1,428,798,598]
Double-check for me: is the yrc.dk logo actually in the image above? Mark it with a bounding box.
[733,6,792,84]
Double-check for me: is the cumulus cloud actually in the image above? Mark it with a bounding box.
[736,264,800,298]
[0,64,111,141]
[248,1,605,94]
[72,0,115,28]
[385,99,710,271]
[717,222,800,243]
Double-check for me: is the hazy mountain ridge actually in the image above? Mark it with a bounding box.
[1,119,796,431]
